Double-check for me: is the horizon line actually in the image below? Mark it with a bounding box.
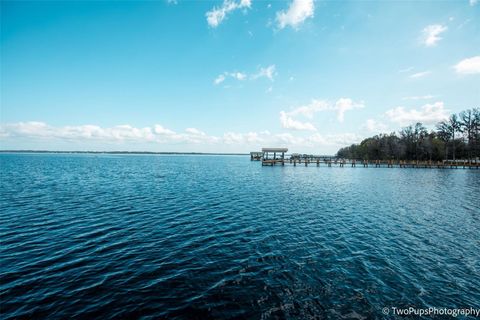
[0,150,250,156]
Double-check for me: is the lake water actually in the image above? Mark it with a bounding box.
[1,153,479,319]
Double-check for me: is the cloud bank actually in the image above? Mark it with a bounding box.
[0,121,361,152]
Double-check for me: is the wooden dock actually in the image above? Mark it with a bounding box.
[252,148,480,169]
[262,158,479,169]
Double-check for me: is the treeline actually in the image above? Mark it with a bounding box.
[337,108,480,161]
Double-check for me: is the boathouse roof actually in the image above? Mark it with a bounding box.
[262,148,288,152]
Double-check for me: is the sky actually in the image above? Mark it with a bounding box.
[1,0,479,154]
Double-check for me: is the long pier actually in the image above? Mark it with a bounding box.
[252,149,479,169]
[260,158,480,169]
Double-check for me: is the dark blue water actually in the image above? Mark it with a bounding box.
[1,153,479,319]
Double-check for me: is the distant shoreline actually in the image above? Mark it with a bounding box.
[0,150,248,156]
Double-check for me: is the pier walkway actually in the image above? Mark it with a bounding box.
[260,158,479,169]
[252,149,479,169]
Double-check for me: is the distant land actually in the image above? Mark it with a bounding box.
[0,150,248,156]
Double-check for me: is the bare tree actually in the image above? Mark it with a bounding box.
[436,121,451,160]
[414,123,427,160]
[449,114,461,161]
[460,109,475,161]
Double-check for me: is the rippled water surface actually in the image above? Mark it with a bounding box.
[1,153,479,319]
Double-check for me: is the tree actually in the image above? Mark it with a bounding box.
[436,121,451,160]
[436,115,461,161]
[459,109,476,161]
[449,114,461,161]
[400,125,415,160]
[414,123,428,160]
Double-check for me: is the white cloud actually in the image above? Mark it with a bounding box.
[454,56,480,74]
[421,24,447,47]
[279,111,317,131]
[244,131,263,143]
[274,132,361,147]
[223,131,268,144]
[385,101,449,125]
[364,119,388,133]
[402,95,435,100]
[470,0,478,6]
[183,128,219,144]
[276,0,314,29]
[214,74,226,85]
[154,124,176,135]
[206,0,251,28]
[231,72,247,80]
[252,65,276,81]
[279,98,364,131]
[334,98,365,122]
[215,65,275,85]
[185,127,206,136]
[3,121,50,137]
[409,71,431,79]
[222,132,246,144]
[284,99,330,118]
[275,133,306,145]
[213,71,247,85]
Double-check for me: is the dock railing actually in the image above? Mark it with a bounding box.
[255,154,480,169]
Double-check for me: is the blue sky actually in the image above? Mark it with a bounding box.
[1,0,479,153]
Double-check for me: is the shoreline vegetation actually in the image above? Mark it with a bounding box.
[336,108,480,161]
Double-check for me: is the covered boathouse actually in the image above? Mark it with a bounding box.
[262,147,288,166]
